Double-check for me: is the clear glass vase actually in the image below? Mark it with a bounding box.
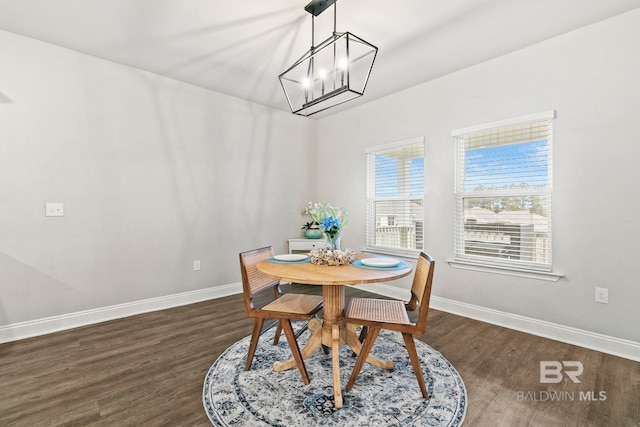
[324,234,341,250]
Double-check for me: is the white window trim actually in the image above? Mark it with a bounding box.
[451,110,556,137]
[447,258,564,282]
[365,136,425,153]
[450,111,563,281]
[365,137,424,258]
[363,246,421,260]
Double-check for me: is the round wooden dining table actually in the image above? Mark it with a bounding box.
[257,254,412,408]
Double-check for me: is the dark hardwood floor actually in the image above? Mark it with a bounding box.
[1,285,638,426]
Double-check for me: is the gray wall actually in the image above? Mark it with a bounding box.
[315,9,640,342]
[1,8,639,346]
[0,30,315,326]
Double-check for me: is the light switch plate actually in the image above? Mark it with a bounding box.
[45,202,64,217]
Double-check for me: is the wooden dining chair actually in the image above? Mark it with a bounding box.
[344,252,435,398]
[239,246,323,385]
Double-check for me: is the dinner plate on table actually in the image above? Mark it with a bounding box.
[274,254,308,262]
[360,257,401,268]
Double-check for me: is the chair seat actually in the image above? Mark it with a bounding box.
[345,298,411,325]
[262,293,323,315]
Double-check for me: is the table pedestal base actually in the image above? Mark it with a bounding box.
[272,285,393,409]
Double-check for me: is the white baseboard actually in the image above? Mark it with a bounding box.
[3,281,639,362]
[0,283,243,344]
[360,282,640,362]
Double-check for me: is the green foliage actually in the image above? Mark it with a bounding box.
[301,221,319,230]
[301,201,349,229]
[467,183,547,216]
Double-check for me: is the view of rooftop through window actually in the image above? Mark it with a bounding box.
[454,116,554,268]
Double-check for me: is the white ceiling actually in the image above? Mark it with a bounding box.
[1,0,639,117]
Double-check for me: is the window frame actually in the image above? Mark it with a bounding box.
[365,137,425,259]
[449,111,563,281]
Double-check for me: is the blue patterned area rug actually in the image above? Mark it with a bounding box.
[203,326,467,426]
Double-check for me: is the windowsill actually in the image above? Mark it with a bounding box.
[362,247,420,262]
[447,258,564,282]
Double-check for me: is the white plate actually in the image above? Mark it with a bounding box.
[360,257,401,268]
[274,254,308,262]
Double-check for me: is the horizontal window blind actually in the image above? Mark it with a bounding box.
[453,113,554,270]
[366,139,424,253]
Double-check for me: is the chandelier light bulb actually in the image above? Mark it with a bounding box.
[318,69,327,95]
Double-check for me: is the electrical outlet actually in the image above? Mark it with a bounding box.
[193,260,201,271]
[45,202,64,217]
[594,287,608,304]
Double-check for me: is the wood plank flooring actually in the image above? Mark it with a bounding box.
[1,285,638,426]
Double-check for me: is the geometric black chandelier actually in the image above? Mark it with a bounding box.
[279,0,378,116]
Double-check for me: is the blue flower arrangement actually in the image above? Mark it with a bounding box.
[320,216,342,239]
[301,202,348,249]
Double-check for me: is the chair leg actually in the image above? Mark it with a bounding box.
[281,318,310,385]
[402,333,428,399]
[274,320,309,345]
[346,327,380,391]
[358,326,369,343]
[245,318,264,371]
[294,321,309,339]
[352,325,369,357]
[273,320,283,345]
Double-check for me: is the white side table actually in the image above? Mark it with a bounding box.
[288,238,324,254]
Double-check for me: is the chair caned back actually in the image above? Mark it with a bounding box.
[407,252,435,333]
[239,247,279,313]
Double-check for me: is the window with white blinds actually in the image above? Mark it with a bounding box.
[452,111,555,271]
[366,137,424,255]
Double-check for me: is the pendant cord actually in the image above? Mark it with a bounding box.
[311,15,315,49]
[311,15,316,101]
